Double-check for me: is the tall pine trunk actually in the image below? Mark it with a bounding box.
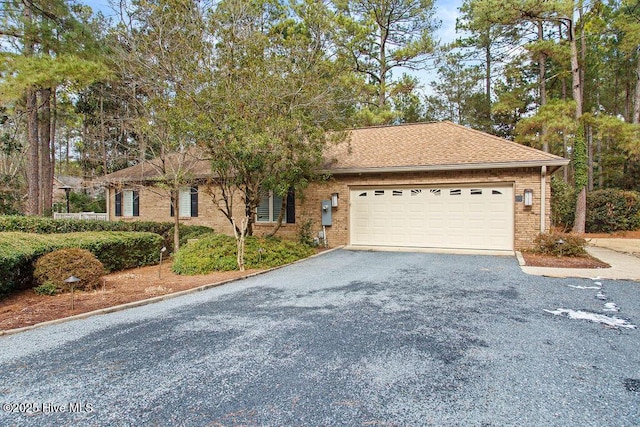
[634,50,640,125]
[39,87,53,215]
[23,4,40,216]
[26,89,40,215]
[570,4,586,234]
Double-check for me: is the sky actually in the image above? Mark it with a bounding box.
[80,0,463,45]
[79,0,464,91]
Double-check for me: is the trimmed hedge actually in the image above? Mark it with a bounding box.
[0,216,213,251]
[0,231,162,296]
[172,234,315,275]
[586,189,640,233]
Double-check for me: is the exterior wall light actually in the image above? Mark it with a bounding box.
[524,189,533,207]
[331,192,339,208]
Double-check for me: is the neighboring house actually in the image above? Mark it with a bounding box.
[101,122,569,252]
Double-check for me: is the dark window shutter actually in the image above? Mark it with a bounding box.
[286,188,295,224]
[115,191,122,217]
[133,190,140,216]
[170,199,174,217]
[191,186,198,217]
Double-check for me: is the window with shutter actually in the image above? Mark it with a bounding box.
[119,190,140,217]
[257,191,270,222]
[179,187,191,217]
[123,190,134,216]
[115,191,122,216]
[256,189,291,223]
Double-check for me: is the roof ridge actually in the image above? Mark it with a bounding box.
[346,121,439,132]
[440,121,566,161]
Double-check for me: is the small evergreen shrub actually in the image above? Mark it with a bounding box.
[172,233,315,275]
[34,248,105,292]
[34,282,57,296]
[173,225,215,247]
[297,218,317,246]
[586,189,640,233]
[532,232,587,257]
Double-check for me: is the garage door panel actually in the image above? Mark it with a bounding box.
[350,184,514,251]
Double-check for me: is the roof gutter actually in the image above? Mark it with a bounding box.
[322,159,569,175]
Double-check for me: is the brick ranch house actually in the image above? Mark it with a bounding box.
[101,121,569,252]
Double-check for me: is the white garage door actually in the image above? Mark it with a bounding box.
[350,184,514,251]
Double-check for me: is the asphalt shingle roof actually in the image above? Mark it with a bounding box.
[102,149,212,184]
[102,122,569,184]
[323,121,568,172]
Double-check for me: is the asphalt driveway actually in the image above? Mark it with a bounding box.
[1,249,639,426]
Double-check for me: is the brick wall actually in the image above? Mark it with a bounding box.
[107,185,242,235]
[297,167,550,251]
[107,166,550,251]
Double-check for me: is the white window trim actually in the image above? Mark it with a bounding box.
[256,190,285,223]
[123,189,134,217]
[178,187,192,218]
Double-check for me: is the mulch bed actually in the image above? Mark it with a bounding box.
[521,252,611,269]
[0,263,262,332]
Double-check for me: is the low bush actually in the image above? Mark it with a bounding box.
[34,282,57,296]
[532,232,587,257]
[172,225,216,247]
[172,234,315,275]
[0,231,162,296]
[0,216,213,252]
[586,189,640,233]
[34,248,105,292]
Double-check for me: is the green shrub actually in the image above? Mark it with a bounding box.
[586,189,640,233]
[172,224,216,247]
[0,231,163,297]
[34,282,57,296]
[34,248,105,292]
[172,234,315,275]
[0,216,213,253]
[297,218,317,246]
[551,176,575,230]
[532,232,587,257]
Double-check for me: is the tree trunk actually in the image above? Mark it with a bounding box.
[39,87,53,216]
[100,89,108,175]
[485,41,491,103]
[569,7,586,234]
[172,190,180,251]
[24,4,40,216]
[573,187,586,233]
[26,89,40,216]
[587,124,593,191]
[559,23,567,101]
[378,24,388,108]
[232,216,249,271]
[537,21,547,107]
[634,49,640,124]
[538,21,549,152]
[51,88,57,180]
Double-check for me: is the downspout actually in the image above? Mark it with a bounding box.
[540,166,547,233]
